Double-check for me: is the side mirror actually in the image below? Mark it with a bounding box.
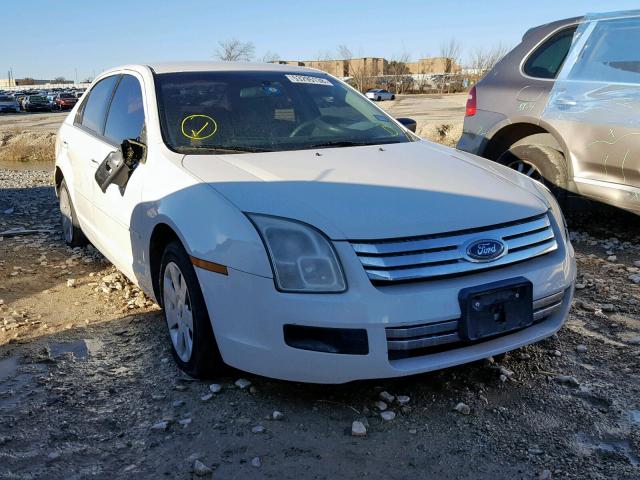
[95,139,146,193]
[396,117,417,133]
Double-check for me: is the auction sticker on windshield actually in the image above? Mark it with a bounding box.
[285,75,333,86]
[181,114,218,140]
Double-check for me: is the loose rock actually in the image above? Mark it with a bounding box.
[235,378,252,390]
[193,460,213,476]
[454,402,471,415]
[379,391,395,403]
[380,411,396,421]
[351,420,367,436]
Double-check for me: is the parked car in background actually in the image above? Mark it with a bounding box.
[365,88,395,101]
[458,10,640,215]
[0,95,20,113]
[22,95,51,112]
[55,62,574,383]
[54,92,78,110]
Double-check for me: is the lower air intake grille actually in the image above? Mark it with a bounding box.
[386,289,566,360]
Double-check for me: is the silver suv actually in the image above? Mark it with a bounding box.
[458,11,640,215]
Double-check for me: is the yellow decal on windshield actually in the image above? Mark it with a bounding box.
[181,114,218,140]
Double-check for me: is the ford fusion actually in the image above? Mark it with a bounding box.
[54,62,575,383]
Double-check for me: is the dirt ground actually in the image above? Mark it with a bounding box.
[0,99,639,480]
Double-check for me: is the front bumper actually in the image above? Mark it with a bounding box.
[195,233,575,384]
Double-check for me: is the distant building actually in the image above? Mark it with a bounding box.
[406,57,462,75]
[272,56,460,78]
[272,57,387,78]
[0,78,74,87]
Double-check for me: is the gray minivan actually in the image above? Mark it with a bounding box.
[458,11,640,214]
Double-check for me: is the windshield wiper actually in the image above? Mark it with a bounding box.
[178,145,273,154]
[305,140,405,149]
[305,141,373,149]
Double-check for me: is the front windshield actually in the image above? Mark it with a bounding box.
[154,71,412,153]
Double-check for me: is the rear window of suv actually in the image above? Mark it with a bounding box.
[523,26,577,79]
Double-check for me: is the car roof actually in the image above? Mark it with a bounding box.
[103,61,322,76]
[523,15,583,40]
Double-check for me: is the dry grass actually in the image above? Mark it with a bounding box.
[417,122,463,147]
[0,130,56,163]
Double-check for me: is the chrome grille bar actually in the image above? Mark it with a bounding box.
[386,289,566,355]
[351,213,558,283]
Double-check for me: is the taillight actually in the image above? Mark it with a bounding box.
[465,86,477,117]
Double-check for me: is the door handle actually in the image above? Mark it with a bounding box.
[90,158,99,164]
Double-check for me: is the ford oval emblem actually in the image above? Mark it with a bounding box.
[464,239,506,262]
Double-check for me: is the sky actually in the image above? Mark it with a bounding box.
[4,0,639,81]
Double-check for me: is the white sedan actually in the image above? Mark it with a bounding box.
[55,62,575,383]
[365,89,395,101]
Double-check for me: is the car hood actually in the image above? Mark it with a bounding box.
[182,141,548,240]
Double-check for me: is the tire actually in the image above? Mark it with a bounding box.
[377,96,382,101]
[160,241,224,378]
[59,179,88,247]
[497,144,568,207]
[391,95,395,100]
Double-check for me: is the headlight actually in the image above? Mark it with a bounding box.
[532,181,568,240]
[248,214,347,293]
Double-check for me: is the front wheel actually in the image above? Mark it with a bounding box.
[160,241,224,378]
[391,95,395,100]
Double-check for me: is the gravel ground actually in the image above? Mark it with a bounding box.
[0,116,639,479]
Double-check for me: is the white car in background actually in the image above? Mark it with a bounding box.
[54,62,575,383]
[365,88,395,101]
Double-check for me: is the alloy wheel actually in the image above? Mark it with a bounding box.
[507,159,544,182]
[163,261,194,362]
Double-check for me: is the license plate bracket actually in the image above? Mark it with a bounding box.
[458,277,533,341]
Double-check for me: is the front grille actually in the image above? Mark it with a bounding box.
[386,289,566,360]
[350,212,558,284]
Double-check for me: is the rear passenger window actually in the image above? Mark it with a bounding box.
[523,27,577,79]
[78,75,119,134]
[569,17,640,84]
[104,75,145,144]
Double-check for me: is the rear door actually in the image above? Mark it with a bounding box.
[65,74,120,236]
[543,16,640,204]
[89,73,147,278]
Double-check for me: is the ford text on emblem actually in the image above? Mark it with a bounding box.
[465,239,506,262]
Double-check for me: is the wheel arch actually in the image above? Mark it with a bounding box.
[148,222,186,305]
[54,166,64,196]
[483,121,576,181]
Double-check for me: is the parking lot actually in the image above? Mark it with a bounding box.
[0,93,638,479]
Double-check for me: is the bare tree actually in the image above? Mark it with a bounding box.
[439,38,462,93]
[386,51,411,94]
[469,42,510,79]
[214,39,255,62]
[53,76,66,82]
[261,51,281,63]
[338,45,377,92]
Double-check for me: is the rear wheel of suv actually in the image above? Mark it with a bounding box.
[497,144,568,207]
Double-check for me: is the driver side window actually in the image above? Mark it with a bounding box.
[104,75,145,145]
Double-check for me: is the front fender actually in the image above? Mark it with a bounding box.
[134,166,273,286]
